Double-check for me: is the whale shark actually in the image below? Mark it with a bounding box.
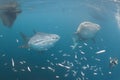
[20,32,60,51]
[0,1,22,27]
[72,21,101,49]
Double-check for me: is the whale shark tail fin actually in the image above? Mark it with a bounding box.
[19,32,29,43]
[19,32,29,49]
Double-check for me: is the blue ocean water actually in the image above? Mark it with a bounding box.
[0,0,120,80]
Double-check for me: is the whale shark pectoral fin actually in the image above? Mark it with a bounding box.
[0,12,17,27]
[70,43,78,50]
[71,37,78,50]
[19,32,29,43]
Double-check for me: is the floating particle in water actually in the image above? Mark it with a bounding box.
[20,69,25,72]
[100,38,104,42]
[95,58,101,61]
[94,68,98,72]
[96,50,106,54]
[12,68,17,72]
[101,73,104,76]
[86,77,89,80]
[81,57,87,61]
[56,76,60,79]
[115,6,120,29]
[16,39,19,43]
[64,73,69,77]
[82,77,85,80]
[78,46,82,48]
[41,67,46,70]
[54,57,58,60]
[2,54,6,57]
[75,54,78,59]
[82,66,88,70]
[16,78,19,80]
[48,66,55,72]
[80,50,85,54]
[96,47,100,50]
[61,60,66,64]
[51,54,54,56]
[93,72,98,75]
[46,60,50,62]
[28,48,31,51]
[23,61,26,63]
[70,44,77,50]
[83,57,87,61]
[11,58,15,67]
[83,43,88,46]
[98,67,102,72]
[35,65,39,68]
[4,63,8,66]
[86,64,90,68]
[0,35,3,38]
[27,66,31,72]
[66,61,74,67]
[50,62,54,66]
[58,50,63,53]
[72,70,77,77]
[74,60,81,65]
[19,61,24,64]
[63,53,70,57]
[19,61,26,64]
[76,77,82,80]
[108,71,112,74]
[57,63,71,69]
[89,65,97,70]
[89,47,93,50]
[81,71,85,76]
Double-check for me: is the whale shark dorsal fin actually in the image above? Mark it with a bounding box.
[35,32,47,36]
[19,32,29,43]
[0,12,17,27]
[33,29,37,34]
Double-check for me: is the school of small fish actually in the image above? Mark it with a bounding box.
[0,39,114,80]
